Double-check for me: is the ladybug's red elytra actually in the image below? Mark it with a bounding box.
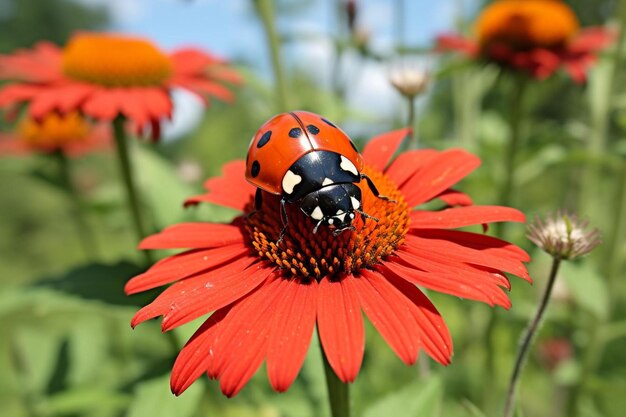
[245,111,392,239]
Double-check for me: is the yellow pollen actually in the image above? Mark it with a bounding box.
[475,0,579,50]
[18,112,90,149]
[62,33,172,87]
[245,166,410,280]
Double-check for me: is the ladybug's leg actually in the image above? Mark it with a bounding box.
[246,189,263,219]
[360,174,396,203]
[277,198,289,244]
[355,209,379,223]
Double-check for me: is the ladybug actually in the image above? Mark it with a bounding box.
[245,111,391,239]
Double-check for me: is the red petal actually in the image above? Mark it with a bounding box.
[317,276,364,383]
[82,88,122,121]
[436,34,479,56]
[125,244,249,294]
[170,307,230,395]
[401,149,481,207]
[361,128,411,171]
[410,206,525,230]
[384,149,439,188]
[383,270,453,365]
[353,270,420,365]
[213,276,284,397]
[569,27,616,53]
[404,233,530,280]
[130,258,272,330]
[436,188,473,207]
[185,161,254,210]
[266,279,317,392]
[382,259,511,308]
[175,77,235,102]
[139,222,244,250]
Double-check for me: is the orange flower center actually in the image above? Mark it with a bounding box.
[245,166,409,279]
[18,112,90,149]
[475,0,579,50]
[62,33,172,87]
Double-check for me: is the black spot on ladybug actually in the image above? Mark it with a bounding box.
[257,131,271,148]
[349,140,359,152]
[289,127,302,138]
[321,118,336,128]
[307,124,320,135]
[251,160,261,177]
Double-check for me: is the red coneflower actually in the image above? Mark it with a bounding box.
[0,32,241,140]
[437,0,614,83]
[0,112,109,157]
[126,127,531,397]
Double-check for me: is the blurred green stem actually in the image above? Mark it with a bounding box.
[495,75,528,238]
[54,150,99,260]
[503,257,561,417]
[112,116,151,264]
[255,0,290,112]
[320,337,350,417]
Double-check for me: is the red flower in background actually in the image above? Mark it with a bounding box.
[0,33,242,140]
[0,112,109,157]
[126,130,531,397]
[437,0,614,83]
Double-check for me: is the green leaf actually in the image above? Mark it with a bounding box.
[559,261,609,320]
[126,375,203,417]
[362,376,443,417]
[33,261,152,307]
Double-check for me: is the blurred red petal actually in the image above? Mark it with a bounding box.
[436,34,479,56]
[317,276,364,383]
[266,279,317,392]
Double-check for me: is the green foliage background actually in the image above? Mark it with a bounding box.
[0,1,625,416]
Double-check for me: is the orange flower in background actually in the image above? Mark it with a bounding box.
[126,129,531,397]
[0,33,242,140]
[437,0,614,82]
[0,112,110,156]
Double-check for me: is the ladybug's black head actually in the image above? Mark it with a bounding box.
[300,183,362,234]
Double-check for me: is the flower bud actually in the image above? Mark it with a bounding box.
[527,212,601,260]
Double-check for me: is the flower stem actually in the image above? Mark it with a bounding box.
[503,257,562,417]
[112,116,152,264]
[495,75,528,238]
[407,96,418,149]
[54,150,99,261]
[320,336,350,417]
[255,0,290,112]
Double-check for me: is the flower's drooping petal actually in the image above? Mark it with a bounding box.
[266,279,318,392]
[387,251,512,307]
[410,206,525,230]
[185,161,255,210]
[361,128,412,171]
[383,271,453,364]
[400,149,481,207]
[139,222,245,249]
[435,188,474,207]
[0,42,62,83]
[29,84,93,119]
[405,232,530,280]
[130,258,272,330]
[170,307,230,395]
[211,276,284,397]
[354,270,420,365]
[317,276,364,383]
[125,245,249,294]
[81,88,123,121]
[435,34,479,56]
[169,49,226,75]
[175,78,236,103]
[384,149,439,187]
[569,27,616,54]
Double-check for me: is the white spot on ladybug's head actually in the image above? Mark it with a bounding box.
[282,170,302,194]
[349,213,355,219]
[351,197,360,209]
[322,178,334,186]
[335,213,347,222]
[311,206,323,220]
[336,209,345,215]
[328,218,335,225]
[340,155,358,176]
